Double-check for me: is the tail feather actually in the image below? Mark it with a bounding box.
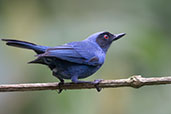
[1,39,48,54]
[2,39,37,49]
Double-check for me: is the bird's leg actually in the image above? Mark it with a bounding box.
[71,76,91,83]
[57,77,64,94]
[52,71,64,94]
[93,79,104,92]
[71,76,103,92]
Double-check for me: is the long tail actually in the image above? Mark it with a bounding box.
[1,39,49,54]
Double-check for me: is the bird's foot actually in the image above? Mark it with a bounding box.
[58,80,64,94]
[93,79,104,92]
[71,76,103,92]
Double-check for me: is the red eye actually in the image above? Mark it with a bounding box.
[104,34,109,39]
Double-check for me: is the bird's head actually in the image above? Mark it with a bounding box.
[85,31,126,53]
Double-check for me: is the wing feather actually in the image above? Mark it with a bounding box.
[37,42,102,66]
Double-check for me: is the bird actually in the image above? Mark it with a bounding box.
[2,31,126,93]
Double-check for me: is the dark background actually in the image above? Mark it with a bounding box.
[0,0,171,114]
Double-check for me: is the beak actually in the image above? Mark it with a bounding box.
[112,33,126,41]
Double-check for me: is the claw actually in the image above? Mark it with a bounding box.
[58,79,64,94]
[58,82,64,94]
[93,79,104,92]
[94,84,102,92]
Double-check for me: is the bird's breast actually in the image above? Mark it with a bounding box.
[96,51,105,65]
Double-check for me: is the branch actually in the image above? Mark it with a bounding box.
[0,75,171,92]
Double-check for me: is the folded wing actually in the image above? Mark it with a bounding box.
[37,42,102,66]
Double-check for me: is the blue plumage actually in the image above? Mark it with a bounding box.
[2,31,125,92]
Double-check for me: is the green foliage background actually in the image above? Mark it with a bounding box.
[0,0,171,114]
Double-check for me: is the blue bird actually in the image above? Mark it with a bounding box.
[2,31,125,93]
